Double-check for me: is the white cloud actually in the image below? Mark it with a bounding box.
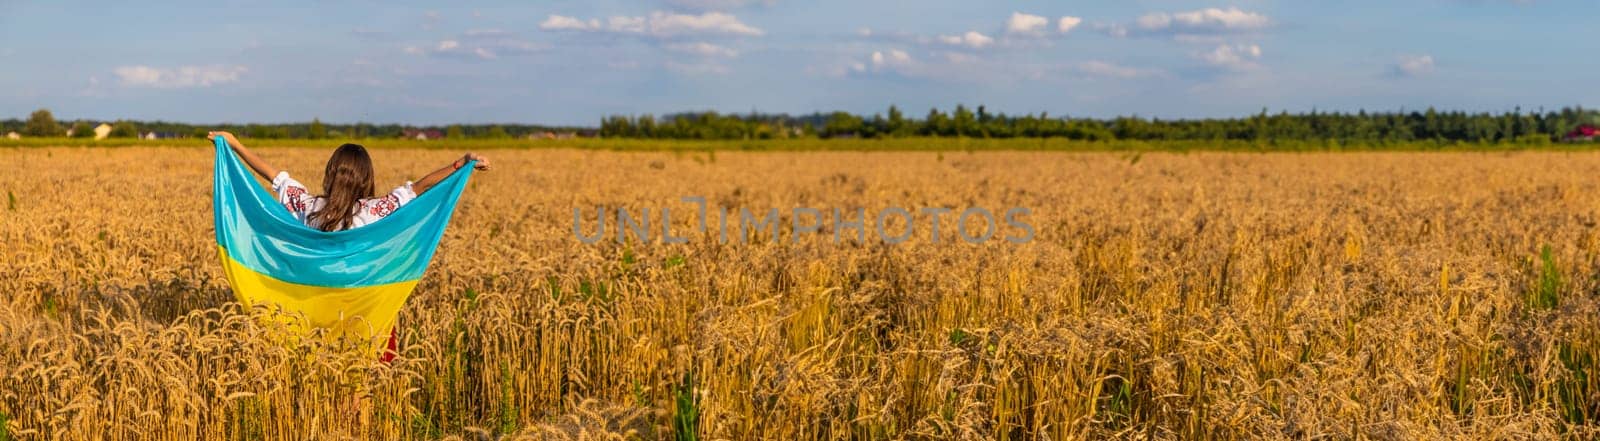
[1198,43,1262,70]
[1166,7,1270,31]
[540,15,600,31]
[665,42,739,57]
[407,31,545,60]
[608,16,648,33]
[936,31,993,49]
[407,40,496,59]
[1391,55,1435,77]
[1058,16,1083,33]
[1076,60,1160,79]
[1007,12,1081,38]
[1006,12,1050,35]
[113,65,247,88]
[652,12,763,36]
[540,11,764,37]
[870,49,914,71]
[1113,7,1270,38]
[825,48,1057,82]
[825,49,916,77]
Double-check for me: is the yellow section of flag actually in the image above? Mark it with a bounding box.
[217,245,417,346]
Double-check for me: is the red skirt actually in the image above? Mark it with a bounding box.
[379,327,398,364]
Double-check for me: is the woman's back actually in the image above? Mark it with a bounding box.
[272,171,415,230]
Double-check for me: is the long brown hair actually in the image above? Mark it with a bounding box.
[307,143,375,232]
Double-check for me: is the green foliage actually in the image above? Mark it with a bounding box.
[109,121,139,138]
[244,124,287,139]
[1100,376,1134,430]
[68,121,93,138]
[546,276,562,301]
[484,125,509,139]
[5,106,1598,144]
[229,395,267,441]
[41,293,56,320]
[1556,340,1595,426]
[1531,245,1562,310]
[410,411,441,439]
[674,371,700,441]
[498,360,518,434]
[948,328,972,346]
[885,105,915,137]
[23,109,64,137]
[951,104,976,137]
[822,112,863,138]
[307,118,327,139]
[7,190,14,211]
[598,106,1600,144]
[603,112,792,140]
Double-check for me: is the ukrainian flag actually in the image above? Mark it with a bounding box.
[212,136,475,346]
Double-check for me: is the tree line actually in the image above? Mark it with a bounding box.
[0,109,584,139]
[8,106,1599,144]
[601,105,1600,144]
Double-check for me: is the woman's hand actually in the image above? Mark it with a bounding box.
[210,130,279,179]
[455,152,491,171]
[208,131,241,148]
[420,153,490,195]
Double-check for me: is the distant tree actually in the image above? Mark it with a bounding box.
[924,108,950,136]
[68,121,93,138]
[600,116,634,137]
[822,112,863,138]
[446,124,464,139]
[245,124,287,139]
[864,114,884,138]
[485,125,509,139]
[951,105,976,137]
[109,121,139,138]
[24,109,65,137]
[886,105,908,137]
[637,115,656,137]
[308,118,327,139]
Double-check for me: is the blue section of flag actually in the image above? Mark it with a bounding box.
[212,136,474,288]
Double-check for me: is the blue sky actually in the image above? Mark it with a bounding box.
[0,0,1594,126]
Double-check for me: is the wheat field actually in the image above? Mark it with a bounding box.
[2,146,1600,440]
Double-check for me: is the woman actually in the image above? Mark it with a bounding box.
[209,130,490,361]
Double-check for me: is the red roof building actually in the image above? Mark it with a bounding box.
[1565,124,1597,142]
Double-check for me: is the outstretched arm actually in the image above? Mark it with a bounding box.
[413,152,491,195]
[210,131,280,180]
